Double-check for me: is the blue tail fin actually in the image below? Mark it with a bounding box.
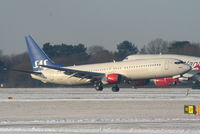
[25,35,56,71]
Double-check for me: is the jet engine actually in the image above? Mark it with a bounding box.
[153,77,179,86]
[106,73,121,84]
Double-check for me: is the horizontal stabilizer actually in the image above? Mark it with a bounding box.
[8,68,42,75]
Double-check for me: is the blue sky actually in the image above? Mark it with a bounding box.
[0,0,200,55]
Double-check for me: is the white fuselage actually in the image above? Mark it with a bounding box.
[124,54,200,68]
[124,54,200,80]
[31,58,190,85]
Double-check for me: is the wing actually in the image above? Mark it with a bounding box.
[183,70,200,78]
[40,65,105,80]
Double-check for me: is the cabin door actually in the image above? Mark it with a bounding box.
[164,60,169,70]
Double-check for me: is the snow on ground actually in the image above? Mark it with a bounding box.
[0,87,200,101]
[0,128,200,134]
[0,88,200,133]
[0,118,200,125]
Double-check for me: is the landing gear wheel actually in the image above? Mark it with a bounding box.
[112,85,119,92]
[95,85,103,91]
[94,82,103,91]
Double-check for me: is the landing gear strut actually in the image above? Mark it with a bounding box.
[94,82,103,91]
[112,84,120,92]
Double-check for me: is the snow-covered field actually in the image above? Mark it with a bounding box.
[1,128,200,134]
[0,87,200,134]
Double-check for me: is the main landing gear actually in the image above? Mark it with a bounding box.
[94,82,120,92]
[112,84,120,92]
[94,82,103,91]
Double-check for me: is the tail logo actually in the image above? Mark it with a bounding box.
[33,59,48,69]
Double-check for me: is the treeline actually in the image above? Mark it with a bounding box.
[1,39,200,87]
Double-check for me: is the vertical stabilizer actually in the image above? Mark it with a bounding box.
[25,35,55,71]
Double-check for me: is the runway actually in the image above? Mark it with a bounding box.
[0,87,200,134]
[0,87,200,101]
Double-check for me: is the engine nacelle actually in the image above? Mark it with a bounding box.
[194,65,200,70]
[106,73,121,84]
[153,77,179,86]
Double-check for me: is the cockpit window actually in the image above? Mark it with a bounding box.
[175,61,185,64]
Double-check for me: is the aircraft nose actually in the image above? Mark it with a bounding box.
[178,64,191,73]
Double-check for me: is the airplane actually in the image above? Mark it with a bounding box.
[15,36,191,92]
[123,54,200,88]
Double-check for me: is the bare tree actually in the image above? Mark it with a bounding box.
[141,38,169,54]
[87,46,105,55]
[168,41,200,56]
[87,46,114,63]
